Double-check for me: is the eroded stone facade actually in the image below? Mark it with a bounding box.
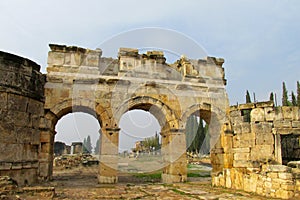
[213,102,300,199]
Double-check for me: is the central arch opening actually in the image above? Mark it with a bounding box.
[118,108,164,183]
[53,112,101,185]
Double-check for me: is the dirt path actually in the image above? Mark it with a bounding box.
[3,165,294,199]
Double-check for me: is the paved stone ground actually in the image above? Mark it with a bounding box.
[4,166,289,200]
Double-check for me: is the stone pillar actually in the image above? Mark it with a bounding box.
[39,129,55,181]
[161,129,187,183]
[274,132,282,164]
[98,128,119,184]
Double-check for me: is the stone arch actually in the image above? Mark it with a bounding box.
[180,103,212,128]
[49,98,102,126]
[114,95,179,130]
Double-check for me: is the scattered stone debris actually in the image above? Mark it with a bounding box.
[22,186,55,199]
[53,154,99,169]
[0,176,17,195]
[288,161,300,169]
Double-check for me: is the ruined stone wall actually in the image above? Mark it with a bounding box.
[0,51,45,185]
[213,102,300,199]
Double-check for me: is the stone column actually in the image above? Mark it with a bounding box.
[98,128,119,184]
[38,112,57,181]
[161,129,187,183]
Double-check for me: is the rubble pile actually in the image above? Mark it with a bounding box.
[187,152,211,165]
[0,176,18,196]
[53,154,99,168]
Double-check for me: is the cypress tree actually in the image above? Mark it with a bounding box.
[191,116,198,153]
[83,138,88,153]
[86,135,93,153]
[246,90,251,103]
[94,138,100,155]
[185,115,194,151]
[269,92,274,102]
[197,119,206,155]
[186,115,199,153]
[282,82,289,106]
[292,92,297,106]
[203,124,210,154]
[297,81,300,107]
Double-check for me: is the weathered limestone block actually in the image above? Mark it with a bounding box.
[275,189,295,199]
[267,172,278,179]
[230,168,246,190]
[38,162,52,179]
[243,173,258,193]
[234,152,249,161]
[221,134,232,152]
[7,93,28,112]
[251,108,265,122]
[252,122,274,145]
[292,121,300,128]
[256,132,274,145]
[262,164,292,173]
[282,106,294,119]
[264,107,275,121]
[99,162,118,177]
[250,145,274,161]
[229,110,245,129]
[233,160,249,168]
[274,120,292,128]
[212,175,220,187]
[47,51,65,66]
[9,111,30,127]
[241,122,251,133]
[292,107,300,120]
[232,124,242,134]
[271,179,281,190]
[231,147,250,153]
[278,172,293,180]
[233,132,255,148]
[210,152,224,173]
[224,169,232,188]
[274,107,283,120]
[223,153,233,168]
[251,122,273,133]
[296,179,300,191]
[0,92,7,110]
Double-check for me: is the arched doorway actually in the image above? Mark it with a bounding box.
[182,104,225,175]
[110,96,187,183]
[118,109,162,182]
[52,112,101,183]
[39,101,105,181]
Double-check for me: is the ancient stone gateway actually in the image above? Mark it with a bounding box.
[42,44,228,183]
[1,44,300,198]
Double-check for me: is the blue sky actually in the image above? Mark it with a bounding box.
[1,0,299,150]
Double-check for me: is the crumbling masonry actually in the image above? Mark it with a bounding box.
[214,102,300,199]
[0,45,299,199]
